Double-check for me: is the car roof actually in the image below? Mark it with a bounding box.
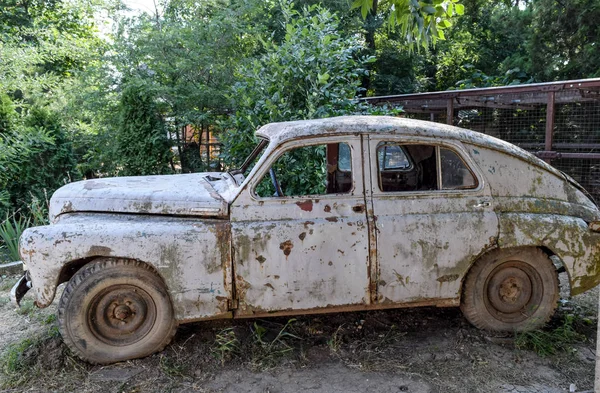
[255,116,564,179]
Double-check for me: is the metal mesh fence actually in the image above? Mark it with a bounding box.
[398,80,600,204]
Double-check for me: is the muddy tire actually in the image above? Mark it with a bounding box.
[460,247,559,332]
[58,258,177,364]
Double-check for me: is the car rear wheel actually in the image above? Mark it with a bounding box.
[460,247,559,332]
[58,258,177,364]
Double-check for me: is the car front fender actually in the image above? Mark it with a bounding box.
[19,213,232,321]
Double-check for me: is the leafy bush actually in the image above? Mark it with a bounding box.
[220,3,373,169]
[115,80,173,176]
[0,98,78,220]
[0,214,30,262]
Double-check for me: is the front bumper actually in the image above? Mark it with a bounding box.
[10,273,31,307]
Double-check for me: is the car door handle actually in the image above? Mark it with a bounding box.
[474,201,491,208]
[352,204,365,213]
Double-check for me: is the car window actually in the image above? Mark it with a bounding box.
[376,142,477,192]
[377,143,411,170]
[255,142,353,198]
[440,148,478,189]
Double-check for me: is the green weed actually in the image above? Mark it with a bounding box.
[249,319,301,370]
[327,325,344,353]
[159,354,186,378]
[15,299,35,317]
[0,213,29,262]
[515,314,586,357]
[212,327,239,365]
[0,325,61,388]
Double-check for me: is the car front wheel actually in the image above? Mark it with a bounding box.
[460,247,559,332]
[58,258,177,364]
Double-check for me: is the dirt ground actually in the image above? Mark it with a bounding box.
[0,272,597,393]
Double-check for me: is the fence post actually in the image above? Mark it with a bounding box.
[597,292,600,391]
[544,91,555,161]
[446,98,454,125]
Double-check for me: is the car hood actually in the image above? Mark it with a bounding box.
[49,172,235,222]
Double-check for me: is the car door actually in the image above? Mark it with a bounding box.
[366,135,499,305]
[230,136,372,316]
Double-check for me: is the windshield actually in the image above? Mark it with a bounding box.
[228,138,269,179]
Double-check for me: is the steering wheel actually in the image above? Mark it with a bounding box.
[269,168,283,197]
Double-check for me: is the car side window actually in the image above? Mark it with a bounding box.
[376,142,477,192]
[377,143,437,192]
[440,148,477,189]
[255,142,353,198]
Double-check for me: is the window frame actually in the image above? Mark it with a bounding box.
[376,142,414,172]
[369,137,483,196]
[249,137,359,200]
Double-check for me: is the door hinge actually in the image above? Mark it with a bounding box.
[228,299,239,310]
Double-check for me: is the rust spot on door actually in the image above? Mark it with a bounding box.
[279,240,294,256]
[324,205,331,212]
[325,217,338,223]
[437,274,459,283]
[256,255,266,264]
[86,245,113,257]
[296,200,313,212]
[299,232,306,241]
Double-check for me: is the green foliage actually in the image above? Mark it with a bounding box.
[515,314,586,357]
[0,104,78,217]
[249,319,301,369]
[0,325,62,388]
[529,0,600,80]
[115,80,173,176]
[256,145,328,197]
[0,93,16,135]
[221,3,372,168]
[353,0,464,51]
[212,327,240,364]
[0,213,29,262]
[454,66,533,89]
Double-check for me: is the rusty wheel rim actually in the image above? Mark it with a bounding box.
[88,285,157,346]
[483,261,543,324]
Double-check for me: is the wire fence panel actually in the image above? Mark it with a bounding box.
[393,79,600,204]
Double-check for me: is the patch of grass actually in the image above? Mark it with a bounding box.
[40,313,57,325]
[515,314,586,357]
[0,325,62,388]
[0,276,18,291]
[15,299,35,317]
[212,327,239,365]
[159,354,187,378]
[248,318,301,370]
[327,325,343,354]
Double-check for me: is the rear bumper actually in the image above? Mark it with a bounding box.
[10,273,31,307]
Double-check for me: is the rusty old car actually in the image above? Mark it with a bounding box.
[12,116,600,364]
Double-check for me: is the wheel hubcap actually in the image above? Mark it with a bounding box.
[484,261,543,323]
[88,285,157,346]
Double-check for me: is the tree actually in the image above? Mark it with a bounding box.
[220,3,373,168]
[353,0,464,51]
[115,80,173,176]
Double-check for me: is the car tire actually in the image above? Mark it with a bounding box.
[58,258,178,364]
[460,247,559,332]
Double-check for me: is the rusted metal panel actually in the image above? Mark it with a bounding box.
[230,136,371,316]
[19,214,232,321]
[498,213,600,295]
[366,136,499,304]
[545,91,555,152]
[465,145,599,219]
[49,172,234,222]
[362,78,600,106]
